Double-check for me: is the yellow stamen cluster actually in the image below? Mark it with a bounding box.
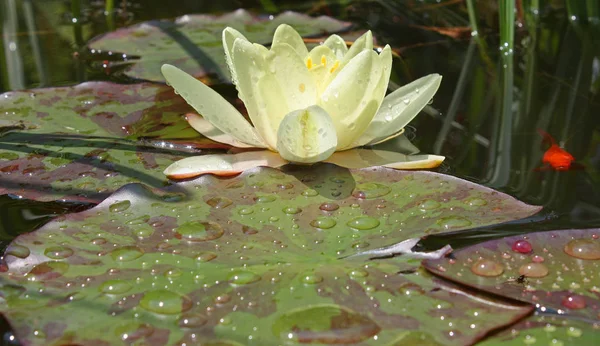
[306,55,340,74]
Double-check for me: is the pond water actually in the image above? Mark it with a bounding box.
[0,0,599,344]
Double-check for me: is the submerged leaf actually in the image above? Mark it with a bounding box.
[0,165,540,344]
[424,229,600,321]
[88,10,352,83]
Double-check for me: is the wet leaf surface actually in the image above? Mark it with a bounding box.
[423,229,600,321]
[479,315,599,345]
[0,165,540,345]
[87,9,352,83]
[0,82,224,203]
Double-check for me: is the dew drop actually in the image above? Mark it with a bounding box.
[175,221,224,242]
[44,246,74,259]
[301,273,323,284]
[471,258,504,277]
[283,207,302,215]
[437,216,472,229]
[310,217,336,229]
[464,198,487,206]
[5,244,30,259]
[347,216,380,230]
[205,196,233,209]
[319,202,339,211]
[109,200,131,213]
[110,246,144,262]
[351,183,391,199]
[564,239,600,260]
[512,240,533,254]
[419,200,441,210]
[518,262,549,278]
[302,189,318,197]
[195,252,217,262]
[561,295,586,309]
[238,208,254,215]
[178,313,208,328]
[349,269,369,278]
[255,195,276,203]
[567,327,582,337]
[99,279,133,294]
[139,290,191,315]
[229,271,260,285]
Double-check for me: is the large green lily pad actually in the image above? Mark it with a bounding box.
[87,10,352,83]
[0,82,224,203]
[423,229,600,321]
[0,165,540,345]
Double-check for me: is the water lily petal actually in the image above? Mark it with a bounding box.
[161,64,266,148]
[164,151,288,179]
[231,38,280,148]
[322,30,373,88]
[186,113,257,148]
[323,34,348,59]
[324,149,445,169]
[356,74,442,146]
[272,24,308,58]
[276,105,337,163]
[341,30,372,65]
[222,27,248,83]
[320,50,382,149]
[267,43,317,113]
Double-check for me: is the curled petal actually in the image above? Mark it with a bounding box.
[276,105,337,163]
[186,114,257,148]
[324,149,444,169]
[161,64,266,148]
[323,34,348,59]
[272,24,309,58]
[164,151,288,179]
[222,27,248,83]
[356,74,442,146]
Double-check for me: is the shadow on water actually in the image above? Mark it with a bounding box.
[0,195,95,252]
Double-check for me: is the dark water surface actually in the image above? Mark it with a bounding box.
[0,0,599,342]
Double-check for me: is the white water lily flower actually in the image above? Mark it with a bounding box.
[161,24,445,179]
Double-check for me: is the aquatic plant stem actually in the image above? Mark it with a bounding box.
[71,0,84,47]
[105,0,115,31]
[487,0,515,188]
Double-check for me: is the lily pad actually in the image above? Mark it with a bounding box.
[0,82,223,202]
[87,9,352,83]
[479,315,599,345]
[0,165,540,345]
[423,229,600,321]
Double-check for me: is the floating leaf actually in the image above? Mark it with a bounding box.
[423,229,600,321]
[88,10,352,83]
[479,315,598,345]
[0,82,223,202]
[0,165,540,345]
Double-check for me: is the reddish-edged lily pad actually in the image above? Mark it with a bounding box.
[0,82,224,202]
[479,315,599,345]
[87,10,352,83]
[424,229,600,321]
[0,165,540,345]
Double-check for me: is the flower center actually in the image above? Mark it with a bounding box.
[306,55,340,74]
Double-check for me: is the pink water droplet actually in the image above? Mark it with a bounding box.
[532,255,544,263]
[518,262,549,278]
[471,258,504,277]
[512,240,532,254]
[319,203,339,211]
[562,295,586,309]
